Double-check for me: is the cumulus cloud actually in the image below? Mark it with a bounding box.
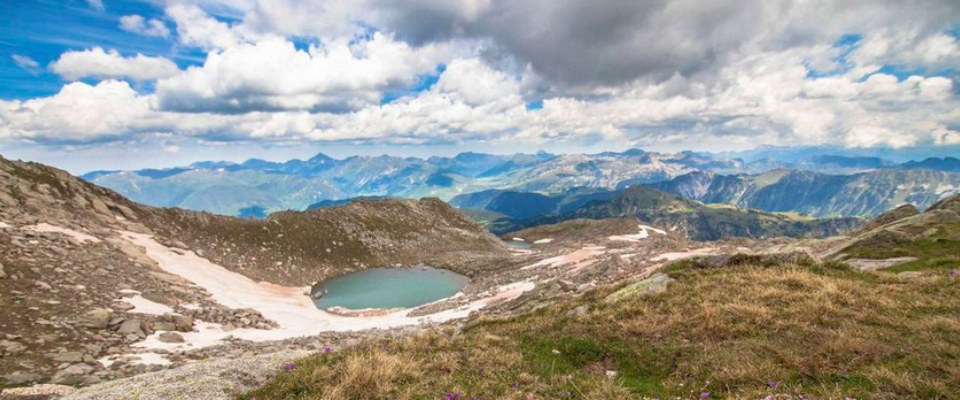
[166,4,246,49]
[119,15,171,38]
[50,48,180,81]
[0,80,155,142]
[156,33,454,113]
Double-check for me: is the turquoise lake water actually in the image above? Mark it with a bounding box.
[311,267,470,311]
[504,239,532,249]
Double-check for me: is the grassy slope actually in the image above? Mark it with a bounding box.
[841,211,960,273]
[242,259,960,400]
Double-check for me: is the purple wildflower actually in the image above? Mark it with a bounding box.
[700,392,710,398]
[950,269,959,277]
[510,384,519,390]
[282,362,295,371]
[768,380,779,389]
[444,393,461,400]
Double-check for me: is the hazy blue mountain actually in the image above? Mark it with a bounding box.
[83,148,960,218]
[897,157,960,173]
[647,169,960,218]
[83,149,743,216]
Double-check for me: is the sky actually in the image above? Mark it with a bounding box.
[1,0,960,173]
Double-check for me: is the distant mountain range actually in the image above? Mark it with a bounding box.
[647,168,960,218]
[82,149,744,216]
[472,185,863,240]
[82,148,960,218]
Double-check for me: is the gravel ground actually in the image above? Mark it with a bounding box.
[1,384,77,399]
[60,350,310,400]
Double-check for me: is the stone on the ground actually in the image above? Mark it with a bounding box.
[158,332,185,343]
[117,319,143,335]
[170,315,193,332]
[605,273,675,303]
[79,308,113,329]
[49,351,84,363]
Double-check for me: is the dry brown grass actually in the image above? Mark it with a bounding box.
[244,261,960,400]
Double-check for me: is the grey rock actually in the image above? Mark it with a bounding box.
[49,352,85,363]
[79,308,113,329]
[117,319,143,335]
[151,322,177,332]
[158,332,185,343]
[566,305,589,317]
[605,273,675,303]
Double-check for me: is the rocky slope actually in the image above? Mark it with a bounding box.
[0,154,511,389]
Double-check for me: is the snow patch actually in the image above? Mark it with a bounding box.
[24,223,101,244]
[608,225,667,242]
[523,246,606,276]
[936,184,959,198]
[533,238,553,244]
[117,295,176,316]
[651,247,717,262]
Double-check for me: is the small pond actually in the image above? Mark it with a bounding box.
[503,239,531,249]
[311,267,469,311]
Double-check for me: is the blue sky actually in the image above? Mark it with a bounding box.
[1,0,959,172]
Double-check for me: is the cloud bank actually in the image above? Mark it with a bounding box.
[2,0,959,153]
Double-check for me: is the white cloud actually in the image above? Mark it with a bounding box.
[85,0,105,11]
[50,48,180,81]
[11,55,41,74]
[435,59,521,106]
[119,15,171,38]
[5,0,960,154]
[156,33,454,112]
[166,4,246,49]
[0,80,154,142]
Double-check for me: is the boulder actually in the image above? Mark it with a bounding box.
[605,273,675,303]
[151,321,177,332]
[117,319,143,335]
[79,308,113,329]
[158,332,185,343]
[171,315,194,332]
[48,351,84,363]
